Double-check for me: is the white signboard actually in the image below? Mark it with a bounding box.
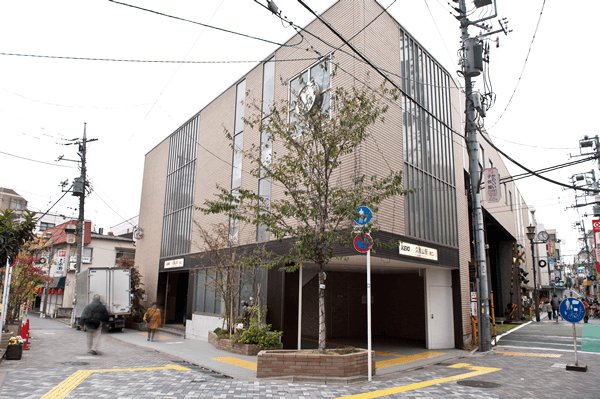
[56,250,66,273]
[471,292,477,302]
[164,258,184,269]
[484,168,501,203]
[399,242,438,261]
[471,301,478,316]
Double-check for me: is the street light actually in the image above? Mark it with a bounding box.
[526,225,541,322]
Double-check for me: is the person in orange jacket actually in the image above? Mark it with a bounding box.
[583,300,590,323]
[143,302,163,341]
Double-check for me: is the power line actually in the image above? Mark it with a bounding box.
[0,150,76,168]
[107,0,303,48]
[487,0,547,130]
[500,156,596,184]
[478,126,600,194]
[486,132,579,150]
[0,52,320,64]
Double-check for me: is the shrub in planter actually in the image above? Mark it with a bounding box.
[237,321,282,350]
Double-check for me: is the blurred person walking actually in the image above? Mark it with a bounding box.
[78,294,110,355]
[144,302,163,342]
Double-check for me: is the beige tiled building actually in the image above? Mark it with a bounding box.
[135,0,544,349]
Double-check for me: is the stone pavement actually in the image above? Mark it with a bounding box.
[1,315,599,398]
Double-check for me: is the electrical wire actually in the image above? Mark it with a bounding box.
[500,156,596,184]
[487,0,547,130]
[107,0,303,48]
[0,150,76,168]
[477,126,600,194]
[0,52,320,64]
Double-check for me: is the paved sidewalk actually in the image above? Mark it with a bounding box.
[3,315,600,398]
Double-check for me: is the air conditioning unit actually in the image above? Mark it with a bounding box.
[69,263,77,272]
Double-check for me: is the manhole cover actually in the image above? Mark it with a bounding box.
[61,362,89,366]
[457,380,501,388]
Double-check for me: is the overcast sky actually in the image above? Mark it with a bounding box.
[1,0,597,265]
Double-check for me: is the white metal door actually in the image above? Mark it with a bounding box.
[426,268,455,349]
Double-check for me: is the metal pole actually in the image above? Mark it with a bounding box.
[367,249,372,382]
[530,239,540,322]
[1,260,12,332]
[573,322,579,366]
[459,0,491,351]
[297,264,302,349]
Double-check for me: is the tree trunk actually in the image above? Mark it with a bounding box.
[318,264,326,354]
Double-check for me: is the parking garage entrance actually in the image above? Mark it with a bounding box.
[271,266,445,351]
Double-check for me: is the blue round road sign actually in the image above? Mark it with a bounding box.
[353,233,373,253]
[355,206,372,225]
[560,298,586,323]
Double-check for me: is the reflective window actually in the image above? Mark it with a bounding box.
[161,116,198,257]
[229,80,246,242]
[258,59,275,242]
[400,27,458,247]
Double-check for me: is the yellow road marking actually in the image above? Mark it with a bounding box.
[376,351,446,369]
[211,356,257,371]
[496,351,562,358]
[137,332,172,340]
[40,364,189,399]
[336,363,501,399]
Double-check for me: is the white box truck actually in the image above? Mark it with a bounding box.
[75,267,132,331]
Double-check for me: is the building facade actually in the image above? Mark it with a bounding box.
[36,220,135,317]
[135,0,546,348]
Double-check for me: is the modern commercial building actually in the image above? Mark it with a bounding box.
[135,0,547,349]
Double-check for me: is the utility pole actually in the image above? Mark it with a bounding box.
[68,123,97,327]
[457,0,508,352]
[458,0,490,352]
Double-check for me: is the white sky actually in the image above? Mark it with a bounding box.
[1,0,598,264]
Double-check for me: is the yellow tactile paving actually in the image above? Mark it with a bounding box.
[376,351,446,369]
[496,351,562,358]
[137,332,172,340]
[39,364,189,399]
[211,349,446,372]
[336,363,501,399]
[300,338,401,356]
[211,356,258,371]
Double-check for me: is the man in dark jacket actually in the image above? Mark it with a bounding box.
[551,294,561,320]
[78,294,109,355]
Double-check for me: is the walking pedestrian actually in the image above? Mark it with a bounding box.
[551,294,560,319]
[583,299,590,323]
[543,300,552,320]
[143,302,163,342]
[78,294,109,355]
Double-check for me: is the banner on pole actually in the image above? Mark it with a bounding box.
[483,168,501,203]
[593,220,600,273]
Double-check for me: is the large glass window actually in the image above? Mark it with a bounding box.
[258,59,275,242]
[289,58,331,120]
[160,115,198,257]
[192,267,267,316]
[230,80,246,243]
[400,28,458,247]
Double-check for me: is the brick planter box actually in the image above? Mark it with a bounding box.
[257,348,375,379]
[208,330,260,356]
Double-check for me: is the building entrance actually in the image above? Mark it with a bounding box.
[158,271,189,325]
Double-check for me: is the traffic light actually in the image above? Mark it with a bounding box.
[519,267,529,285]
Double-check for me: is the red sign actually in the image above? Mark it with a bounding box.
[593,220,600,273]
[353,233,373,253]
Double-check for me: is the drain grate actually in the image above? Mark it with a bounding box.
[457,380,501,388]
[61,362,90,366]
